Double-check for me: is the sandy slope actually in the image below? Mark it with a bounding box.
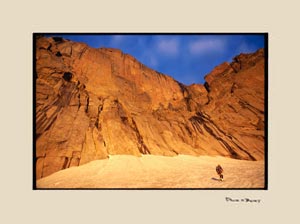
[36,155,265,189]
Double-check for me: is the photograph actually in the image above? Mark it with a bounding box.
[4,0,300,223]
[33,33,267,189]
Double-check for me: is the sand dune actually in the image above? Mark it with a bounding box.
[36,155,265,189]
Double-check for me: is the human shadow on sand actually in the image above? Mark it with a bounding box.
[211,177,221,181]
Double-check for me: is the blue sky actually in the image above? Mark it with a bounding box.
[45,34,265,85]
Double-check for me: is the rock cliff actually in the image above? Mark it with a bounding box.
[35,36,265,179]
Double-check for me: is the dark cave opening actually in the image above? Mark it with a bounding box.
[56,51,62,57]
[63,72,72,82]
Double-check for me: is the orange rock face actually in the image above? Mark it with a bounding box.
[35,36,266,179]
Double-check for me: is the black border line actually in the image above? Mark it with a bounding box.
[264,33,269,190]
[33,32,268,190]
[33,35,37,189]
[36,32,266,35]
[36,187,265,190]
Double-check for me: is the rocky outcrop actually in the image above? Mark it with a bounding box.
[35,36,265,179]
[201,49,265,161]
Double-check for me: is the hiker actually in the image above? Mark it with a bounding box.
[216,164,224,181]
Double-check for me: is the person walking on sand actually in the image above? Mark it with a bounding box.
[216,164,224,181]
